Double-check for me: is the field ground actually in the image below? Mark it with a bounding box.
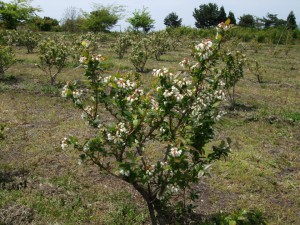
[0,35,300,224]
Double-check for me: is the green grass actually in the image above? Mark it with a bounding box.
[0,34,300,224]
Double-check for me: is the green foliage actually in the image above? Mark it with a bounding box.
[127,7,155,33]
[193,3,226,28]
[261,13,286,29]
[5,29,40,53]
[36,38,69,85]
[149,31,171,61]
[228,11,236,25]
[83,4,124,32]
[62,25,235,224]
[221,49,246,107]
[287,11,297,30]
[32,16,60,31]
[238,14,256,28]
[69,32,99,66]
[203,209,267,225]
[105,191,148,224]
[110,33,132,59]
[164,12,182,28]
[129,36,153,72]
[218,6,227,23]
[0,45,15,77]
[249,60,264,83]
[0,0,41,29]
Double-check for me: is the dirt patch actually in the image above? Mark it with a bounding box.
[0,204,34,225]
[0,169,28,191]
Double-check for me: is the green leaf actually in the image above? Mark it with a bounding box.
[133,119,139,128]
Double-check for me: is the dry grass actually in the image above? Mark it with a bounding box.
[0,34,299,224]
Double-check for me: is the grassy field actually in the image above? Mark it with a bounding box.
[0,34,299,224]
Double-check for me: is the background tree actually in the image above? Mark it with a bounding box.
[193,3,220,28]
[262,13,286,29]
[60,6,83,33]
[83,4,124,32]
[287,11,297,30]
[227,11,236,25]
[0,0,41,29]
[238,14,256,28]
[32,16,59,31]
[164,12,182,28]
[218,6,227,23]
[127,7,155,33]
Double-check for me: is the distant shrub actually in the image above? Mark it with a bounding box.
[5,30,41,53]
[36,38,69,85]
[110,33,132,59]
[0,45,15,79]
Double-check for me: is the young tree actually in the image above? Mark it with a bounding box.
[62,23,236,225]
[0,45,15,78]
[83,4,124,32]
[127,7,155,33]
[0,0,41,29]
[193,3,220,28]
[227,11,236,25]
[287,11,297,30]
[262,13,286,28]
[61,6,83,33]
[164,12,182,28]
[238,14,256,28]
[218,6,227,23]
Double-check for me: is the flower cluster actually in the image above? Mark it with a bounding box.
[115,78,136,90]
[153,67,169,77]
[217,22,233,32]
[61,137,69,150]
[107,122,129,145]
[163,86,184,102]
[167,184,180,193]
[79,56,87,64]
[81,106,93,120]
[179,58,190,68]
[72,89,83,99]
[61,84,69,98]
[170,147,182,157]
[119,169,130,177]
[194,39,214,60]
[146,164,156,176]
[126,89,144,105]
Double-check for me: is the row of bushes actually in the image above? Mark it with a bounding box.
[166,26,300,44]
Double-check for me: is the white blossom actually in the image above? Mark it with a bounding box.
[61,85,69,97]
[61,137,69,150]
[119,169,130,176]
[79,56,87,64]
[170,147,182,157]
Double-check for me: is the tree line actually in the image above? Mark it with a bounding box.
[0,0,298,32]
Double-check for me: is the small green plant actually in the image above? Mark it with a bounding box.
[5,30,40,53]
[0,45,15,79]
[149,31,171,61]
[111,33,132,59]
[203,209,267,225]
[129,37,153,72]
[36,38,69,85]
[221,50,246,107]
[249,60,264,83]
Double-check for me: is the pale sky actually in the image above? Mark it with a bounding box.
[3,0,300,30]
